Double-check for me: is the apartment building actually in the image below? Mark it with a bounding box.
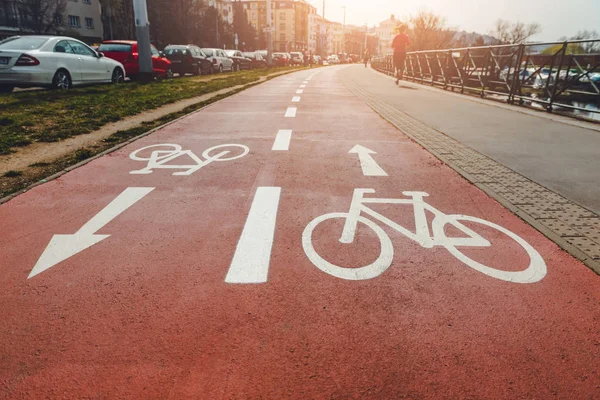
[240,0,316,52]
[0,0,103,44]
[208,0,234,25]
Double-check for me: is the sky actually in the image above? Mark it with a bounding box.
[306,0,600,42]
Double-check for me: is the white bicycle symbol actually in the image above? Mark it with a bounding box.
[129,143,249,176]
[302,188,547,283]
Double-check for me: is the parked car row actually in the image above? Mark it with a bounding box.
[0,35,277,93]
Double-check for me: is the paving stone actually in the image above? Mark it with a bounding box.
[517,205,557,219]
[538,219,584,237]
[484,182,512,194]
[565,237,600,259]
[500,192,535,205]
[469,173,498,184]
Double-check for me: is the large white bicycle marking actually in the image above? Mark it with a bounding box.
[129,143,249,176]
[302,188,547,283]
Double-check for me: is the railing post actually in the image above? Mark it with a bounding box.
[547,41,568,113]
[509,44,525,105]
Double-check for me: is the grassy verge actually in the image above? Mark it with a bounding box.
[0,67,306,200]
[0,66,302,155]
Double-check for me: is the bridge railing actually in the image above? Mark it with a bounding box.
[371,39,600,117]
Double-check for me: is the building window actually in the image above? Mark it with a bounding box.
[85,17,94,29]
[279,23,285,30]
[68,15,81,28]
[280,12,285,20]
[83,0,91,3]
[279,33,285,41]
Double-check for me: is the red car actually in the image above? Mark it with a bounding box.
[97,40,173,80]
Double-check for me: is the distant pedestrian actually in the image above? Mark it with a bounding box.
[363,49,370,68]
[392,25,410,85]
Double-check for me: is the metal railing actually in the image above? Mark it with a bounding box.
[371,39,600,118]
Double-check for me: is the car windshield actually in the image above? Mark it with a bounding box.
[225,50,236,56]
[0,36,48,50]
[98,43,132,52]
[203,49,214,56]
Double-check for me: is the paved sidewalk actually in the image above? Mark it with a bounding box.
[339,66,600,274]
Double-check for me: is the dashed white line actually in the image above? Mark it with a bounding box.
[296,89,304,94]
[292,96,301,102]
[272,129,293,151]
[285,107,297,117]
[226,186,282,284]
[300,85,306,88]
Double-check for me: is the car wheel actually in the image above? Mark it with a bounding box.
[166,68,174,79]
[111,67,125,84]
[0,85,14,94]
[52,69,71,90]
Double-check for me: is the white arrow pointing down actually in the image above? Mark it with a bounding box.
[349,145,388,177]
[29,187,154,279]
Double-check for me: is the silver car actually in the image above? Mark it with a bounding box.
[0,35,126,93]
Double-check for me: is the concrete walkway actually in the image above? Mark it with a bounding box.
[346,65,600,215]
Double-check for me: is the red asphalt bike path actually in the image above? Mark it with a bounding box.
[0,65,599,399]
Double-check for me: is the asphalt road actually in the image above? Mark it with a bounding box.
[0,66,599,399]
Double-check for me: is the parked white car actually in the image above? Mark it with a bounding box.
[327,54,341,65]
[0,35,126,93]
[290,52,304,65]
[201,48,234,73]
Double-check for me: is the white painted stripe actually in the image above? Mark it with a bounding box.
[303,81,309,84]
[292,96,301,102]
[299,85,306,88]
[296,89,304,94]
[226,187,282,283]
[272,129,292,151]
[285,107,297,117]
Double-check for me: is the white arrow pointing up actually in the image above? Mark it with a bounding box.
[348,145,388,177]
[29,187,155,279]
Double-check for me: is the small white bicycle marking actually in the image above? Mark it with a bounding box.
[302,188,547,284]
[129,143,249,176]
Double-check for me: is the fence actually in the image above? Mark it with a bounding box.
[371,39,600,117]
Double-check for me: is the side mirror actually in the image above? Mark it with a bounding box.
[159,51,165,58]
[97,52,104,58]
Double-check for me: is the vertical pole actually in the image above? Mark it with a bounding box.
[266,0,272,66]
[132,0,153,82]
[322,0,325,19]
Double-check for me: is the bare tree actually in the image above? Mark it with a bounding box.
[492,19,541,44]
[99,0,135,40]
[14,0,66,34]
[570,30,600,54]
[408,11,455,51]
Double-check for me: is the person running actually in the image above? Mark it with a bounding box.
[392,25,410,85]
[363,49,370,68]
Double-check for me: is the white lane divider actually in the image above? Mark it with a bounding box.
[292,96,301,102]
[285,107,297,118]
[296,89,304,94]
[226,186,282,284]
[272,130,293,151]
[300,84,306,88]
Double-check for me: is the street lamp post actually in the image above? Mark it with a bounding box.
[132,0,153,82]
[266,0,273,66]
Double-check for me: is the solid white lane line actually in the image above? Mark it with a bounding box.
[226,186,282,283]
[285,107,297,117]
[292,96,301,102]
[296,89,304,94]
[272,129,293,151]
